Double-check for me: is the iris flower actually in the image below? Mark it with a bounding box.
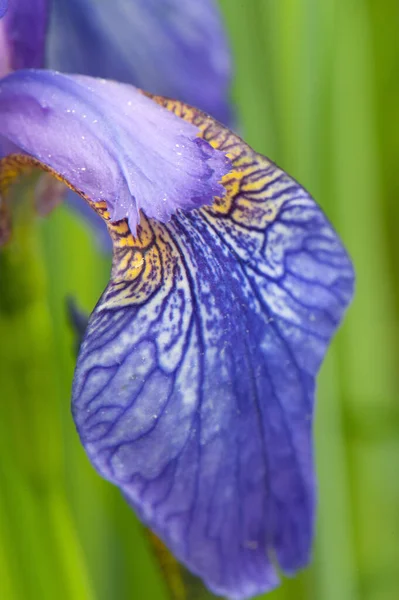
[1,0,233,248]
[0,1,354,599]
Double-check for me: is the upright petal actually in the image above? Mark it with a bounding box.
[71,101,355,597]
[46,0,233,125]
[0,0,48,77]
[0,1,8,19]
[0,70,230,234]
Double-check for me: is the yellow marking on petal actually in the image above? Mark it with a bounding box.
[108,213,154,249]
[208,139,220,150]
[210,171,240,215]
[241,168,283,194]
[105,244,164,307]
[0,154,111,223]
[232,198,285,229]
[117,250,144,276]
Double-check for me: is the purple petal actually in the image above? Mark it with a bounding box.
[0,0,48,77]
[46,0,233,125]
[0,1,8,19]
[72,104,354,598]
[0,69,230,234]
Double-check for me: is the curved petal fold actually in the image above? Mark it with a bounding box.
[46,0,233,125]
[0,0,48,77]
[71,102,355,598]
[0,70,230,233]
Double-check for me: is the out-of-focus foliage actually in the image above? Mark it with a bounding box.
[0,1,398,599]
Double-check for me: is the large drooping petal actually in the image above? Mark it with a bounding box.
[0,0,48,77]
[46,0,233,125]
[71,101,355,598]
[0,70,230,234]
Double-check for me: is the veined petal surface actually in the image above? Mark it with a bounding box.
[0,70,229,233]
[46,0,233,125]
[72,101,354,598]
[0,0,48,77]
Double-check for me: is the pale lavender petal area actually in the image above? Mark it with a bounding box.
[0,0,48,77]
[0,70,230,233]
[47,0,233,125]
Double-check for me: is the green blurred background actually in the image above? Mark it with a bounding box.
[1,0,398,598]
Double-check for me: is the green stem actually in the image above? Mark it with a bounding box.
[0,178,94,600]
